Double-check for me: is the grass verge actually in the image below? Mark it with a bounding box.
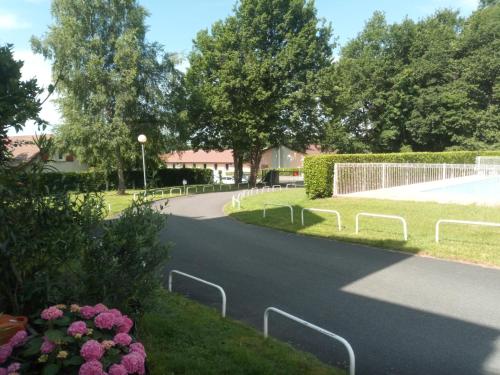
[225,188,500,267]
[138,290,343,375]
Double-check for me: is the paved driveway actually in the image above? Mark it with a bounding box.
[156,191,500,375]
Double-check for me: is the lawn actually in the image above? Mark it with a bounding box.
[225,188,500,267]
[138,290,343,375]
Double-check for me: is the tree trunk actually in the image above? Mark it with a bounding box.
[248,148,262,187]
[116,149,126,195]
[232,151,244,184]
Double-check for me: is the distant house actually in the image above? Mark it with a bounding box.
[160,149,250,176]
[7,135,87,172]
[259,145,322,169]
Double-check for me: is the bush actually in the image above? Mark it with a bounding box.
[0,303,146,375]
[304,150,500,198]
[36,168,213,192]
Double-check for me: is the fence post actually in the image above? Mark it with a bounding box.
[333,163,338,197]
[382,163,386,189]
[442,164,446,180]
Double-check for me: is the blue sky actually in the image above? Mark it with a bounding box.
[1,0,479,134]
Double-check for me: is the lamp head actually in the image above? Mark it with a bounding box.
[138,134,147,144]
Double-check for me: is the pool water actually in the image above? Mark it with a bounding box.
[424,176,500,196]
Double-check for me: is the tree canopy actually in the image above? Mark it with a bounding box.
[32,0,183,192]
[185,0,333,183]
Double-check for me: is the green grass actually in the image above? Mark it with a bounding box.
[138,290,343,375]
[225,189,500,267]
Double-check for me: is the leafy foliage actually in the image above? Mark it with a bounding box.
[304,151,500,198]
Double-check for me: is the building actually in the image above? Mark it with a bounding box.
[160,150,250,176]
[259,145,322,169]
[7,135,87,172]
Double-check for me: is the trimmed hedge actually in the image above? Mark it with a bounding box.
[304,151,500,199]
[38,168,213,193]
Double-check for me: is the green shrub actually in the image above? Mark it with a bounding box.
[304,150,500,198]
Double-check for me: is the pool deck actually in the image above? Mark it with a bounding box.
[345,175,500,206]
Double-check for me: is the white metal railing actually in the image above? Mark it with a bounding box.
[263,203,294,224]
[263,307,355,375]
[170,187,183,196]
[232,194,241,209]
[168,270,227,318]
[272,185,282,192]
[356,212,408,241]
[203,185,215,192]
[286,183,299,189]
[333,162,500,196]
[186,186,198,195]
[476,156,500,166]
[301,208,341,231]
[435,219,500,243]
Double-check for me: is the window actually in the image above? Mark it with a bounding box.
[204,164,207,169]
[58,152,64,160]
[182,163,185,168]
[225,164,229,170]
[214,163,218,170]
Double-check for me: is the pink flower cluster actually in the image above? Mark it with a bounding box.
[68,321,88,336]
[0,330,28,374]
[40,337,56,354]
[41,306,64,321]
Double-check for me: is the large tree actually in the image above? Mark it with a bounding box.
[32,0,182,193]
[186,0,333,185]
[0,45,45,164]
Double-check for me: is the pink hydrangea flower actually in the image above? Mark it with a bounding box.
[68,321,88,336]
[115,315,133,334]
[129,342,146,358]
[121,352,145,375]
[80,340,104,362]
[9,331,28,347]
[79,306,97,320]
[113,333,132,346]
[7,363,20,373]
[40,337,56,354]
[0,367,6,375]
[94,313,115,330]
[41,306,63,320]
[0,345,12,364]
[93,303,108,314]
[108,364,127,375]
[78,360,104,375]
[107,309,122,318]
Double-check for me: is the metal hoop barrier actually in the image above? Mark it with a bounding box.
[263,307,355,375]
[232,194,241,209]
[286,184,298,189]
[263,203,294,224]
[272,185,282,191]
[355,212,408,241]
[169,187,182,196]
[435,219,500,243]
[168,270,227,318]
[203,185,215,192]
[186,186,199,195]
[301,208,342,231]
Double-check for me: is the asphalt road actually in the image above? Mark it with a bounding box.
[156,191,500,375]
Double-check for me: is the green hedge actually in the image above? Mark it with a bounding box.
[304,151,500,199]
[38,168,213,193]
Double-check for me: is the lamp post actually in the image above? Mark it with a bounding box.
[138,134,147,190]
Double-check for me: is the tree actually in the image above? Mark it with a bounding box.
[32,0,182,193]
[186,0,333,185]
[0,45,45,165]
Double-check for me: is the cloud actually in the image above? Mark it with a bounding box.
[7,50,59,136]
[0,12,31,30]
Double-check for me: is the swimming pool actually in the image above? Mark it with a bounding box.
[424,176,500,196]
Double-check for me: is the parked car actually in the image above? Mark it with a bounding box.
[215,176,249,184]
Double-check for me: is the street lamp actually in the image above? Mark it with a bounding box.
[138,134,147,190]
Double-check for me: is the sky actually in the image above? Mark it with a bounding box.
[1,0,479,135]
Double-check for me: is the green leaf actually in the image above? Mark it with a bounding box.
[53,316,71,326]
[21,336,43,357]
[42,363,61,375]
[63,355,84,366]
[45,329,64,342]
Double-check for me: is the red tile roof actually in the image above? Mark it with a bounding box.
[161,150,234,164]
[7,135,50,162]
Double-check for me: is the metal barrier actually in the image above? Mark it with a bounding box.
[301,208,342,231]
[168,270,227,318]
[169,187,183,196]
[355,212,408,241]
[286,183,298,188]
[203,185,215,192]
[232,194,241,209]
[263,307,355,375]
[272,185,282,191]
[186,186,198,195]
[263,203,294,224]
[435,219,500,243]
